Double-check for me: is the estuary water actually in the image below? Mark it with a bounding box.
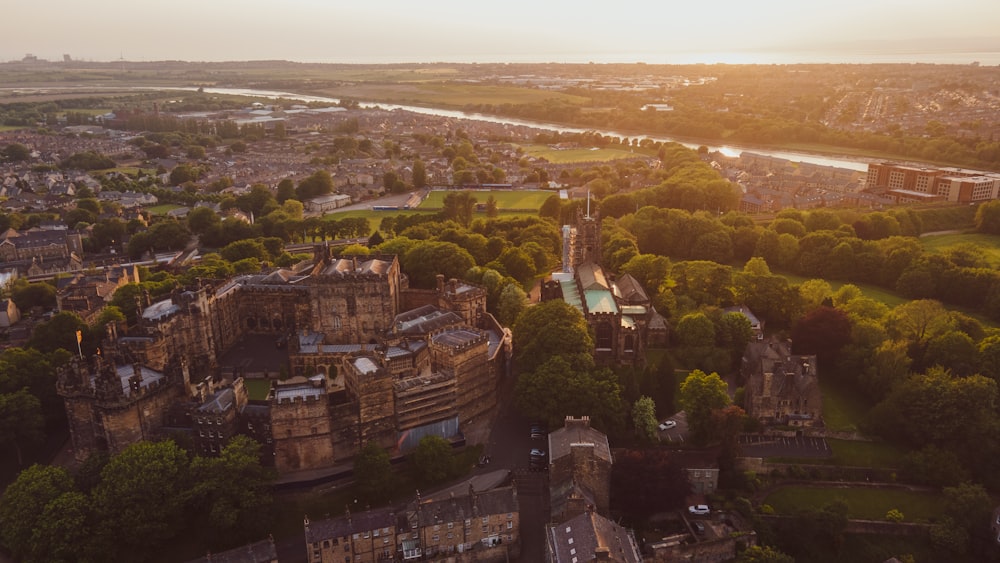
[178,86,873,172]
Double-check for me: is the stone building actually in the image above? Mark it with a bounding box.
[548,416,613,521]
[0,227,83,263]
[56,335,187,461]
[541,206,664,367]
[56,264,138,324]
[65,247,510,473]
[545,509,641,563]
[304,485,519,563]
[742,337,822,428]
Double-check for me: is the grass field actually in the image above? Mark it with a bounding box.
[313,83,589,109]
[417,189,555,210]
[776,271,909,308]
[764,485,944,522]
[819,378,870,433]
[243,378,271,401]
[0,125,28,132]
[144,204,184,216]
[825,439,907,468]
[921,232,1000,267]
[516,143,648,164]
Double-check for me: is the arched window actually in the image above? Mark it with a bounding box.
[595,322,613,350]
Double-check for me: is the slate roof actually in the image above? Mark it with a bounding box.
[415,486,518,527]
[548,419,612,464]
[185,538,277,563]
[547,511,641,563]
[305,507,398,544]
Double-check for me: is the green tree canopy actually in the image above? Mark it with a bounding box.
[411,435,455,486]
[512,299,593,374]
[678,370,731,445]
[0,464,76,561]
[354,441,393,505]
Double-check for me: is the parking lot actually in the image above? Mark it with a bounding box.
[658,411,689,443]
[738,434,831,458]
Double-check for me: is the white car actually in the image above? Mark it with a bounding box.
[688,504,710,515]
[659,420,677,431]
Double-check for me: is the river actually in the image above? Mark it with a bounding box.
[165,86,872,172]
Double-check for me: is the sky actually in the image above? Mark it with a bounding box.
[5,0,1000,64]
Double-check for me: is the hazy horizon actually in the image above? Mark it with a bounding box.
[6,0,1000,66]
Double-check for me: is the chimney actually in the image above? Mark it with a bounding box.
[594,547,611,560]
[564,416,591,431]
[436,274,445,292]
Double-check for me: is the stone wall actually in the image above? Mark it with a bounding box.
[271,394,335,473]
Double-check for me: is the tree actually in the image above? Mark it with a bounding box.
[412,159,427,189]
[678,370,730,445]
[440,191,477,227]
[296,170,334,200]
[169,163,202,185]
[276,178,296,203]
[496,283,527,327]
[187,206,221,235]
[188,436,275,543]
[411,435,455,486]
[887,299,953,345]
[539,194,561,221]
[354,442,393,505]
[515,356,625,432]
[484,195,499,218]
[220,239,270,263]
[737,545,795,563]
[28,311,87,354]
[610,449,691,519]
[0,389,44,467]
[975,200,1000,235]
[631,396,658,442]
[2,142,31,162]
[9,278,56,312]
[29,490,93,563]
[402,241,475,289]
[0,464,76,561]
[91,440,190,561]
[512,300,593,374]
[790,306,852,367]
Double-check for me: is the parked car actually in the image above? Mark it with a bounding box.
[530,423,546,439]
[530,448,546,459]
[693,522,706,535]
[688,504,710,515]
[658,420,677,430]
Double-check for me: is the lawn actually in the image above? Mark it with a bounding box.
[776,271,908,308]
[825,439,907,469]
[418,189,554,210]
[921,232,1000,268]
[516,143,649,164]
[764,485,944,522]
[144,203,184,216]
[819,377,870,433]
[243,378,271,401]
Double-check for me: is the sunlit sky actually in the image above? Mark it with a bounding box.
[6,0,1000,64]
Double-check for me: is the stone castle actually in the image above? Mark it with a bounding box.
[58,246,512,475]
